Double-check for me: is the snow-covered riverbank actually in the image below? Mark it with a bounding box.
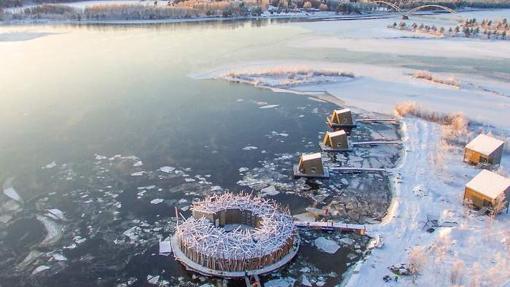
[346,118,509,286]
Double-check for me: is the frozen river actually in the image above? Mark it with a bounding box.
[0,9,509,287]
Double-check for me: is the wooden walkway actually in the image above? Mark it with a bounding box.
[356,118,399,123]
[329,167,388,173]
[295,221,366,235]
[352,140,402,146]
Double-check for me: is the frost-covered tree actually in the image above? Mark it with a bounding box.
[408,246,427,283]
[450,260,465,285]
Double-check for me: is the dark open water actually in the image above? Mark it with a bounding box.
[0,21,402,287]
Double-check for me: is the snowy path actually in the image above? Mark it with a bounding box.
[346,118,510,286]
[346,118,438,286]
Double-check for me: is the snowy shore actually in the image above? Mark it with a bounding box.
[346,118,510,286]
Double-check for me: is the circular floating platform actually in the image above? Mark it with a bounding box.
[172,193,300,278]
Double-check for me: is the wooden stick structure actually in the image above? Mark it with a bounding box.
[172,193,300,278]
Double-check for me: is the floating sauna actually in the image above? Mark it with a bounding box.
[464,134,504,165]
[172,193,300,278]
[327,108,355,128]
[320,130,351,152]
[464,170,510,212]
[293,152,329,178]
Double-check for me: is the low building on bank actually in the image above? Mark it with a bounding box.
[464,134,504,165]
[464,170,510,212]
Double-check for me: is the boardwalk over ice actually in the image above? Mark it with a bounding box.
[295,221,367,235]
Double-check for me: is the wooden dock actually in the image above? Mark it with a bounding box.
[319,142,353,152]
[329,167,388,173]
[293,165,330,178]
[352,140,402,146]
[295,221,366,235]
[356,118,399,123]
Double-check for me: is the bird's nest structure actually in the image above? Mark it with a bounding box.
[172,193,299,277]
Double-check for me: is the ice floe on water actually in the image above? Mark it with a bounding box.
[43,161,57,169]
[314,237,341,254]
[52,253,67,261]
[159,166,175,173]
[3,185,21,202]
[265,277,296,287]
[150,198,164,205]
[260,185,279,196]
[36,215,63,247]
[31,265,50,275]
[2,178,22,202]
[259,104,279,109]
[46,209,65,221]
[242,145,258,151]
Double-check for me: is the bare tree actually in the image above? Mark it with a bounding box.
[469,262,481,287]
[450,260,465,285]
[489,193,507,218]
[408,246,427,283]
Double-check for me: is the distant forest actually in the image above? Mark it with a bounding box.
[3,0,510,9]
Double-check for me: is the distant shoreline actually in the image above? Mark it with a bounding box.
[0,11,398,26]
[0,8,495,26]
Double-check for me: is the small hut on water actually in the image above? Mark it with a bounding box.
[464,134,504,165]
[320,130,350,151]
[327,108,355,128]
[294,152,329,178]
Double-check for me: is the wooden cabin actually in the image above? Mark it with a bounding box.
[293,152,329,178]
[323,130,349,149]
[327,108,355,128]
[464,134,504,165]
[464,170,510,211]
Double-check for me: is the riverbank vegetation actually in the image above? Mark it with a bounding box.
[412,71,460,88]
[2,0,510,22]
[389,17,510,40]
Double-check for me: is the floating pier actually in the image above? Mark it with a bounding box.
[355,118,399,123]
[319,142,353,152]
[351,140,402,146]
[295,221,367,235]
[329,167,388,173]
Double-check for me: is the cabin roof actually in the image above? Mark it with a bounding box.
[334,108,351,115]
[328,130,346,137]
[466,170,510,200]
[465,134,504,156]
[301,152,322,161]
